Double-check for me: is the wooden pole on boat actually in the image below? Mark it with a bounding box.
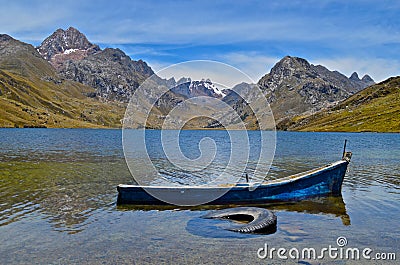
[342,139,348,159]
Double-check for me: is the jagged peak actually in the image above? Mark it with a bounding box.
[177,77,191,85]
[272,55,311,72]
[200,78,212,84]
[37,27,100,61]
[66,26,80,33]
[51,27,82,35]
[40,27,94,47]
[284,56,310,65]
[349,72,360,81]
[361,74,374,83]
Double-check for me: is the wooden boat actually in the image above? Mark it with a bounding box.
[117,152,352,205]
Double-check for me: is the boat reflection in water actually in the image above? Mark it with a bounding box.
[118,194,350,239]
[266,195,350,226]
[117,195,349,225]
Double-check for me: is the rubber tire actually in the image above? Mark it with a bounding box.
[202,207,277,233]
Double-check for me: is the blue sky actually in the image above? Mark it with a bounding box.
[1,0,399,82]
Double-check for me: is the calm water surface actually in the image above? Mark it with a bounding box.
[0,129,399,264]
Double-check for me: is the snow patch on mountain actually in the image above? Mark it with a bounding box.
[200,78,226,97]
[63,48,79,55]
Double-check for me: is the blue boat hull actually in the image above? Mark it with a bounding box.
[117,160,349,205]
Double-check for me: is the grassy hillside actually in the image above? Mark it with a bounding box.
[279,76,400,132]
[0,70,126,128]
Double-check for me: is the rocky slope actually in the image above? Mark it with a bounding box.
[278,76,400,132]
[37,27,154,102]
[59,48,153,102]
[258,56,375,120]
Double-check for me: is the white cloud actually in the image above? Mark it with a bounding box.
[145,60,170,73]
[218,52,280,83]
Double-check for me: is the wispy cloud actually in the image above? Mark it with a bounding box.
[218,52,280,82]
[1,0,399,81]
[3,0,399,46]
[102,44,175,58]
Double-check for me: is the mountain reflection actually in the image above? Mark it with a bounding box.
[0,160,131,234]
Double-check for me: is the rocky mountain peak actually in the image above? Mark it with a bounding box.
[283,56,310,67]
[258,56,376,120]
[349,72,375,86]
[0,34,14,42]
[266,56,312,87]
[361,74,374,83]
[259,56,313,93]
[37,27,100,69]
[271,56,311,74]
[34,27,157,102]
[349,72,360,81]
[177,77,191,85]
[0,34,31,50]
[0,34,23,54]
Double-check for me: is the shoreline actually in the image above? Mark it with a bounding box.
[0,126,398,133]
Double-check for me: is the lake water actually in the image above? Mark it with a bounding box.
[0,129,399,264]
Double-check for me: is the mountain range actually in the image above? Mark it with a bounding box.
[0,27,398,132]
[258,56,374,120]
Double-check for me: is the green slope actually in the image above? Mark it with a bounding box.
[279,76,400,132]
[0,69,126,128]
